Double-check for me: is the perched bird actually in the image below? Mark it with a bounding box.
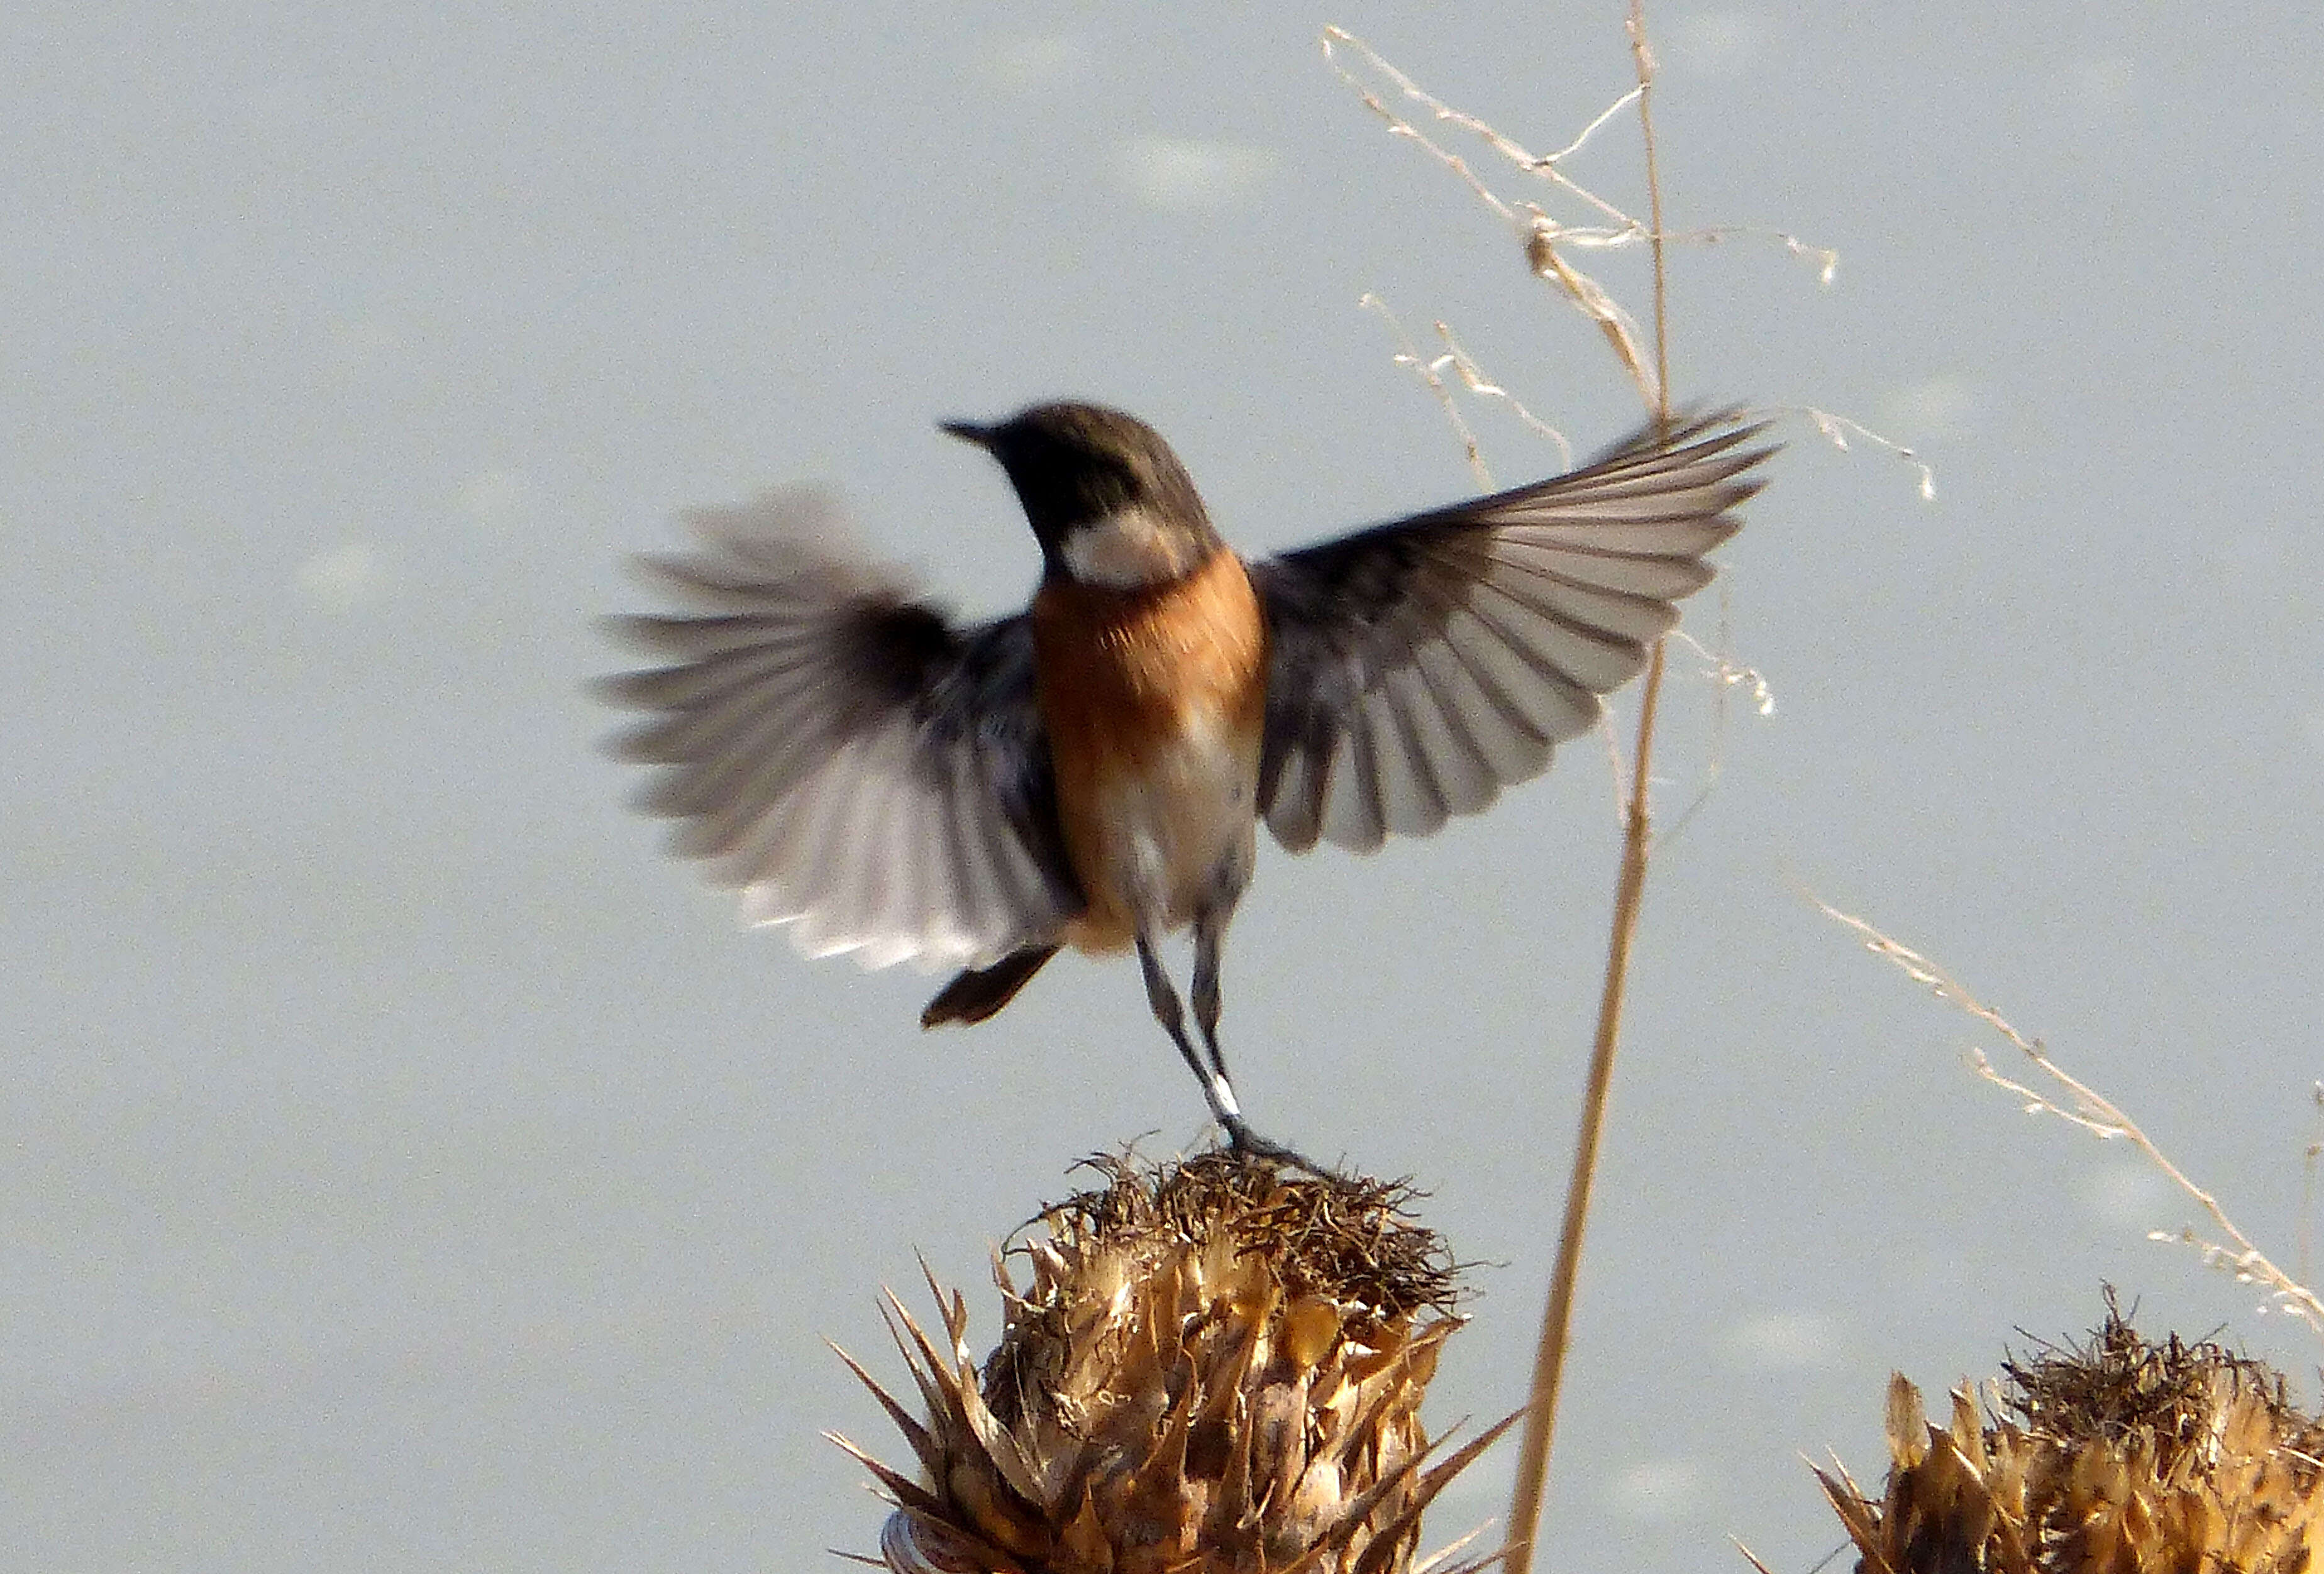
[602,402,1771,1155]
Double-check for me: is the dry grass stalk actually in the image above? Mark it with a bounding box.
[1358,295,1576,480]
[1356,295,1524,488]
[1817,898,2324,1336]
[1323,19,1655,409]
[1801,408,1937,501]
[831,1154,1514,1574]
[1816,1305,2324,1574]
[1319,13,1747,1572]
[1320,16,1824,1573]
[1321,22,1837,416]
[1507,12,1678,1573]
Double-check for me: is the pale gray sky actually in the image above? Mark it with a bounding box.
[7,4,2322,1571]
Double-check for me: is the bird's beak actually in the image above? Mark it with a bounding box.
[939,419,993,449]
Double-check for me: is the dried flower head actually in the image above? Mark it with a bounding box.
[1817,1299,2324,1574]
[831,1153,1513,1574]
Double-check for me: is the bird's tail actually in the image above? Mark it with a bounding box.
[921,945,1061,1028]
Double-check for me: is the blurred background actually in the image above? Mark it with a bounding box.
[6,3,2321,1570]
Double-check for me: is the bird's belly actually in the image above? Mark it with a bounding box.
[1032,553,1269,952]
[1077,715,1257,938]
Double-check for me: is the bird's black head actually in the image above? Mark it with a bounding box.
[943,402,1222,589]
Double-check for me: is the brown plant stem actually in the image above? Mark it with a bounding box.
[1505,6,1673,1571]
[1632,2,1673,423]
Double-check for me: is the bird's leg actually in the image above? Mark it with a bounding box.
[1135,932,1239,1129]
[1190,903,1232,1092]
[1126,850,1314,1167]
[1184,844,1262,1128]
[1176,914,1317,1169]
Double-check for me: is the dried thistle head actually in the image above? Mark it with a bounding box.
[831,1152,1512,1574]
[1816,1299,2324,1574]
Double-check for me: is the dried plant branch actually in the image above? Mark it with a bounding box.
[1320,25,1840,298]
[1815,896,2324,1337]
[1802,406,1938,500]
[1671,626,1773,720]
[1322,25,1632,229]
[1360,300,1581,476]
[1360,295,1499,489]
[1328,16,1796,1572]
[1629,9,1671,418]
[1324,23,1839,424]
[1593,707,1632,828]
[1505,8,1678,1571]
[1527,234,1660,411]
[1431,324,1577,467]
[1654,619,1773,849]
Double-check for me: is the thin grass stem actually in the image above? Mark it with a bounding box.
[1504,8,1675,1571]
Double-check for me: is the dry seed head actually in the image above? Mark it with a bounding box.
[833,1153,1510,1574]
[1816,1300,2324,1574]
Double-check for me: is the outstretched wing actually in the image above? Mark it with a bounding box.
[599,488,1081,970]
[1252,410,1774,854]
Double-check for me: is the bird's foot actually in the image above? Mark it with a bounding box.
[1220,1116,1335,1178]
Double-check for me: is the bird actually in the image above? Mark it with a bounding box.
[600,401,1772,1156]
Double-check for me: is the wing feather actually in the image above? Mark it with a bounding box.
[600,487,1079,970]
[1364,685,1439,844]
[1322,712,1386,853]
[1254,409,1773,853]
[1386,658,1486,825]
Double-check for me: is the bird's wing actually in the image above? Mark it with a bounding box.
[599,488,1081,971]
[1251,410,1774,854]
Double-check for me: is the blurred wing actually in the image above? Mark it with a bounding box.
[1253,410,1774,854]
[598,488,1080,970]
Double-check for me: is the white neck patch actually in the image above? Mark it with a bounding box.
[1059,507,1197,589]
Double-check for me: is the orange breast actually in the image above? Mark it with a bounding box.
[1032,549,1270,950]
